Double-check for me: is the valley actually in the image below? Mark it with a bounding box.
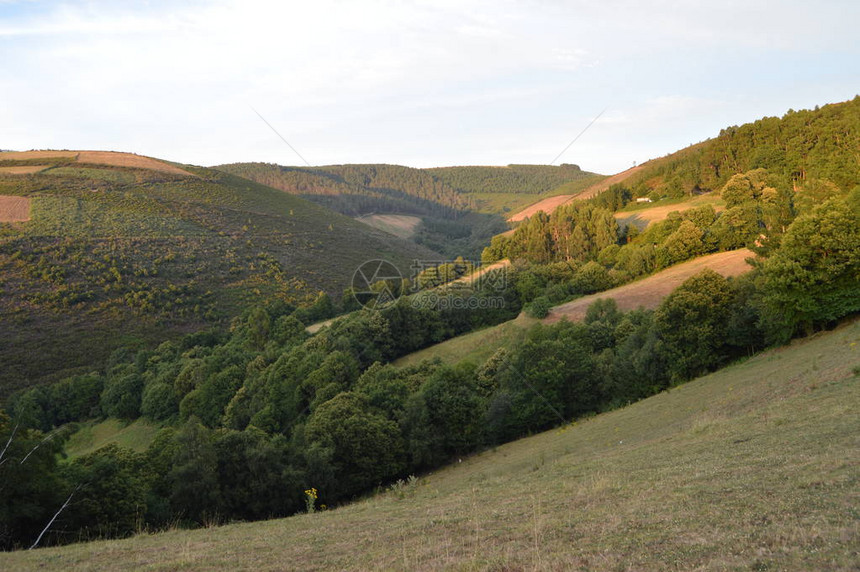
[0,98,858,569]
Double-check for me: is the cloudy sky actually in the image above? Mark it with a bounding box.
[2,0,858,174]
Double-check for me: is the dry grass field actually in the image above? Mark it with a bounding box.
[75,151,196,177]
[4,319,857,571]
[0,150,195,177]
[507,194,581,222]
[0,195,31,222]
[545,248,755,323]
[0,165,50,175]
[0,150,78,160]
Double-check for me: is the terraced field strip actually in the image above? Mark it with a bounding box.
[0,165,50,175]
[545,248,755,323]
[76,151,196,177]
[613,194,725,229]
[0,150,78,160]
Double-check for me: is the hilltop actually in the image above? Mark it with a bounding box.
[0,151,438,395]
[5,319,856,570]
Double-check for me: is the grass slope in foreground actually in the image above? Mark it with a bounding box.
[6,319,858,571]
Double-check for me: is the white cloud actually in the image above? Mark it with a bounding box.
[1,0,858,173]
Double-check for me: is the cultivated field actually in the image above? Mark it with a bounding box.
[0,195,31,222]
[545,248,754,323]
[75,151,196,177]
[354,214,422,239]
[0,151,78,160]
[0,150,196,177]
[614,194,725,229]
[6,319,857,570]
[507,193,580,222]
[0,165,49,175]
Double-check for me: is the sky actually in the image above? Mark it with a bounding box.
[1,0,858,175]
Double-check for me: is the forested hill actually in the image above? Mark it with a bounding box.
[215,163,597,216]
[426,163,590,195]
[618,96,860,198]
[215,163,470,218]
[0,153,438,395]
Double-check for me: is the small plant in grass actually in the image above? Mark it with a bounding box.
[304,488,318,514]
[388,475,419,499]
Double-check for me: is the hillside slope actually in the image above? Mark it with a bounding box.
[507,164,643,222]
[6,319,857,570]
[505,97,859,224]
[396,248,754,367]
[0,151,438,395]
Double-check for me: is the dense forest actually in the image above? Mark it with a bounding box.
[616,97,860,199]
[426,163,589,195]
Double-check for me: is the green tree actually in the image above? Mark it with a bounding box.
[760,198,860,340]
[168,418,219,523]
[304,392,404,498]
[655,269,734,381]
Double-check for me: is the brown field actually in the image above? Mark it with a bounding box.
[507,194,579,222]
[575,163,645,201]
[355,214,422,239]
[0,150,78,160]
[0,165,49,175]
[0,195,31,222]
[76,151,195,177]
[0,150,195,177]
[507,165,645,222]
[545,248,755,323]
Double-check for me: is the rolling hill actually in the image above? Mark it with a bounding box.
[0,151,438,396]
[215,162,602,258]
[5,318,856,570]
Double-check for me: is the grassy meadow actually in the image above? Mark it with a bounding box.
[4,318,857,571]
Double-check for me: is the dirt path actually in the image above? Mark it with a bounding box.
[0,195,31,222]
[544,248,755,323]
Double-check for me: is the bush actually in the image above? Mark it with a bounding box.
[525,296,552,318]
